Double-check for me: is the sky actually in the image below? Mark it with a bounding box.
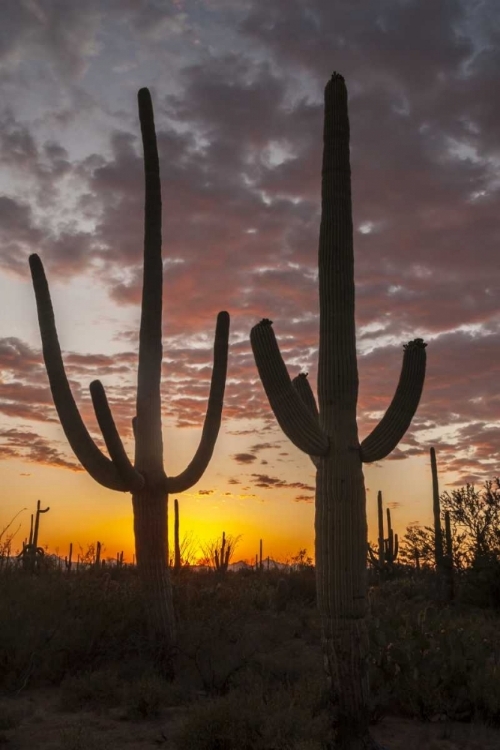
[0,0,499,565]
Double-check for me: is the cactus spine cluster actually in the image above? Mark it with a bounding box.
[368,491,399,574]
[28,88,229,676]
[251,73,426,748]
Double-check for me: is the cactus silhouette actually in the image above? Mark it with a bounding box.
[173,498,181,571]
[368,491,399,574]
[28,88,230,677]
[17,499,50,572]
[430,446,444,573]
[251,73,426,748]
[430,447,454,601]
[214,531,231,574]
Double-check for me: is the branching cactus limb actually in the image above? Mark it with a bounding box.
[292,373,321,467]
[250,321,329,456]
[359,339,427,463]
[251,72,424,749]
[29,254,132,493]
[166,311,230,494]
[28,87,230,677]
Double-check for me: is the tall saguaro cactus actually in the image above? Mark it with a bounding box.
[251,73,426,749]
[29,88,230,677]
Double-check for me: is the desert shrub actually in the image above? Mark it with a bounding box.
[458,553,500,610]
[1,562,500,733]
[59,667,124,712]
[123,671,170,719]
[174,681,331,750]
[0,702,25,730]
[58,721,113,750]
[368,584,500,723]
[175,595,264,696]
[0,568,149,689]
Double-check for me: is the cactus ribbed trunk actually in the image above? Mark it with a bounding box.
[316,456,370,741]
[133,489,175,656]
[316,74,372,747]
[251,73,427,748]
[133,89,176,667]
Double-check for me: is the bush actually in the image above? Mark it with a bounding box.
[59,668,123,712]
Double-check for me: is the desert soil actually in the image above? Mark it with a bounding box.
[0,687,499,750]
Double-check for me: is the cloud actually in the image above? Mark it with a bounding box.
[0,0,499,486]
[232,453,258,464]
[0,427,82,472]
[250,473,315,491]
[294,494,314,503]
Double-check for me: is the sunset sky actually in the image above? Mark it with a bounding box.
[0,0,499,565]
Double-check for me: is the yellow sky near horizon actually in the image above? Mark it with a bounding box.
[0,423,454,565]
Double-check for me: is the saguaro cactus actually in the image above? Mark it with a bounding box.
[443,510,455,601]
[29,88,230,677]
[430,447,444,573]
[368,491,399,575]
[251,73,426,749]
[17,499,50,572]
[214,531,231,574]
[430,447,454,601]
[65,542,73,572]
[173,498,181,571]
[18,500,50,573]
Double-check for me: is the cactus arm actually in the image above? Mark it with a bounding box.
[292,373,320,467]
[292,373,320,419]
[89,380,145,492]
[166,311,230,494]
[28,254,128,492]
[134,87,164,477]
[250,319,329,457]
[360,338,427,463]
